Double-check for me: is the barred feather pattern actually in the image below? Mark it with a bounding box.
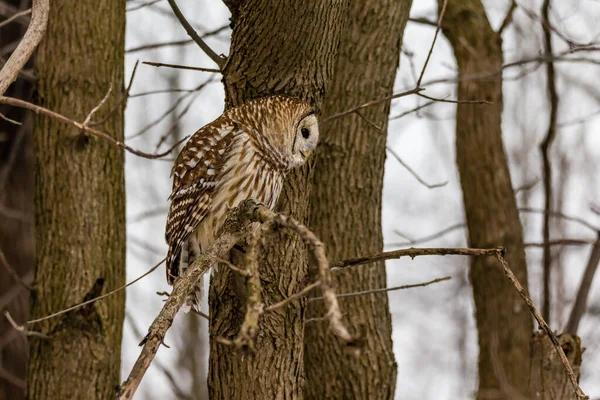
[165,96,317,313]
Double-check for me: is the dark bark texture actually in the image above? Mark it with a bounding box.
[439,1,533,398]
[304,0,413,398]
[27,1,126,399]
[208,1,350,399]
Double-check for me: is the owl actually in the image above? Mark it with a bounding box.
[165,96,319,312]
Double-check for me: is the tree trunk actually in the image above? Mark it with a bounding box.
[439,1,533,398]
[0,3,34,399]
[303,0,412,398]
[208,1,349,398]
[27,1,126,399]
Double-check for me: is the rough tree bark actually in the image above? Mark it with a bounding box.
[27,1,126,399]
[438,1,533,398]
[304,0,413,398]
[208,1,350,398]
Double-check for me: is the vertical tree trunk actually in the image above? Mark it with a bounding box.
[27,1,126,399]
[439,1,533,398]
[304,0,412,398]
[0,3,34,399]
[208,1,349,398]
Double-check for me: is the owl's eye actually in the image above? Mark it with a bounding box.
[301,128,310,139]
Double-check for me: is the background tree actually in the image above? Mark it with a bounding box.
[304,0,412,398]
[26,0,126,398]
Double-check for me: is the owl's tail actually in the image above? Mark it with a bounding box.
[167,239,206,314]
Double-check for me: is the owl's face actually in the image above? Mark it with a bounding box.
[289,113,319,169]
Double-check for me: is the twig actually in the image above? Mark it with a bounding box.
[142,61,220,73]
[309,276,451,301]
[0,365,25,389]
[166,0,225,69]
[4,311,48,339]
[83,83,112,127]
[565,233,600,334]
[264,281,321,312]
[386,146,448,189]
[497,1,518,36]
[389,100,436,120]
[215,257,250,277]
[416,0,447,87]
[118,202,256,400]
[0,96,184,159]
[494,250,587,400]
[518,207,600,233]
[0,0,49,96]
[417,92,492,105]
[126,25,229,53]
[126,0,163,12]
[540,0,559,325]
[331,247,501,271]
[217,227,264,351]
[0,8,31,29]
[0,247,33,290]
[0,111,21,125]
[26,258,164,325]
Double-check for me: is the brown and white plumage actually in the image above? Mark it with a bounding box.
[165,96,319,312]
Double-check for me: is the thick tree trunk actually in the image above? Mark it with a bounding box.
[439,1,533,398]
[0,3,34,400]
[208,1,349,398]
[303,0,412,398]
[27,1,126,399]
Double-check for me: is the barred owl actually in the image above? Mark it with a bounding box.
[165,96,319,312]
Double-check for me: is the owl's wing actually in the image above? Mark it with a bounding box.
[165,117,237,282]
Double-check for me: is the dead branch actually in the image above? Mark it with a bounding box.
[126,25,229,53]
[142,61,220,73]
[416,0,447,87]
[0,8,31,29]
[497,1,517,36]
[0,247,33,290]
[0,0,49,96]
[494,250,587,400]
[518,207,600,233]
[309,276,451,301]
[4,311,48,339]
[264,281,321,312]
[386,146,448,189]
[540,0,559,325]
[166,0,226,69]
[417,92,492,105]
[565,233,600,334]
[0,96,184,159]
[82,83,113,127]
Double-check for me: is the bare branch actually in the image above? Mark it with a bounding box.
[126,25,229,53]
[0,0,49,96]
[166,0,225,69]
[309,276,451,301]
[4,311,48,339]
[126,0,163,12]
[540,0,559,325]
[497,1,517,36]
[0,8,31,29]
[518,207,600,233]
[0,96,184,159]
[417,92,492,105]
[386,146,448,189]
[565,233,600,334]
[83,83,113,127]
[26,258,164,325]
[142,61,220,73]
[416,0,447,87]
[494,250,587,400]
[0,247,33,290]
[264,281,321,312]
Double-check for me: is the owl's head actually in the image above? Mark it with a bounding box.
[231,96,319,170]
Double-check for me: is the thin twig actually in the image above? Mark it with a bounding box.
[0,247,33,290]
[26,258,164,325]
[565,233,600,334]
[497,1,518,36]
[540,0,559,325]
[417,92,492,105]
[126,0,163,12]
[386,146,448,189]
[0,96,183,159]
[126,25,229,53]
[389,100,436,120]
[83,83,112,127]
[4,311,48,339]
[416,0,447,87]
[265,281,321,312]
[0,111,22,125]
[494,250,587,400]
[215,257,250,277]
[0,0,49,96]
[0,8,31,29]
[142,61,220,73]
[518,207,600,233]
[309,276,451,301]
[166,0,225,69]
